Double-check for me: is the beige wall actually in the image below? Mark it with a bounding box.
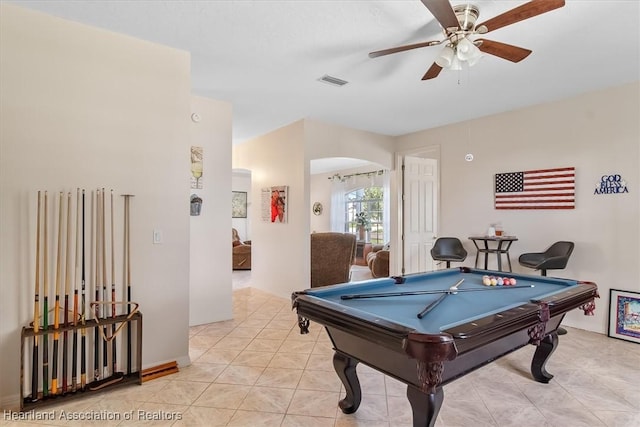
[310,172,334,234]
[0,4,232,408]
[396,82,640,333]
[305,119,395,170]
[189,96,233,326]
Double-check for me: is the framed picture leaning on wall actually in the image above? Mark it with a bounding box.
[608,288,640,344]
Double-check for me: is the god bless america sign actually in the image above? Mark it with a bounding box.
[594,174,629,195]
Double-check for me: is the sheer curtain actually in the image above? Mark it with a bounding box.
[382,171,391,244]
[330,178,346,232]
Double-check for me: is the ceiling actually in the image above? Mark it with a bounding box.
[11,0,640,151]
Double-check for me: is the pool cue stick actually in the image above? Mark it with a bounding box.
[87,190,124,391]
[101,188,108,379]
[123,194,132,375]
[340,284,535,300]
[93,189,100,381]
[30,191,42,401]
[80,189,87,390]
[62,192,72,394]
[51,191,64,395]
[71,189,80,392]
[416,279,463,319]
[417,293,448,319]
[110,190,118,376]
[42,191,49,397]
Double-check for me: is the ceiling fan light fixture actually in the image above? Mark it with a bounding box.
[456,37,481,62]
[435,45,455,68]
[449,55,463,71]
[455,37,483,67]
[466,51,483,67]
[368,0,566,80]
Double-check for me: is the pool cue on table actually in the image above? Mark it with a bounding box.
[416,279,464,319]
[80,190,87,390]
[123,194,133,376]
[93,189,100,382]
[30,191,42,402]
[340,284,535,300]
[417,293,448,319]
[62,192,72,394]
[51,191,64,395]
[42,191,49,397]
[71,189,80,392]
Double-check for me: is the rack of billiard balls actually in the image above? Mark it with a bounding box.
[482,275,518,286]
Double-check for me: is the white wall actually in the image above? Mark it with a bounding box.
[395,82,640,334]
[0,4,217,408]
[189,96,233,326]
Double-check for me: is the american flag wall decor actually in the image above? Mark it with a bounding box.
[494,167,575,210]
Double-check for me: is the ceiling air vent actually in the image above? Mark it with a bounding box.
[319,75,348,87]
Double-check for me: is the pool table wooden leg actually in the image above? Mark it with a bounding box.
[406,385,443,427]
[531,332,558,383]
[333,352,361,414]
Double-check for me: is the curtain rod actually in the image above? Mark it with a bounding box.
[328,169,386,181]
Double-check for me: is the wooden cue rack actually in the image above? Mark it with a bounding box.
[20,311,142,411]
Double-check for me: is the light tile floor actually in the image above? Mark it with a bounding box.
[4,269,639,426]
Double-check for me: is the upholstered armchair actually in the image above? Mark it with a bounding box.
[367,243,390,278]
[310,232,356,288]
[232,228,251,270]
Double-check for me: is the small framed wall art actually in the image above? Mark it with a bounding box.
[312,202,323,216]
[232,191,247,218]
[261,185,288,223]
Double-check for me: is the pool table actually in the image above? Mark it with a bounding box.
[291,267,598,427]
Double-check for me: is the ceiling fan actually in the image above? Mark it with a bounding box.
[369,0,565,80]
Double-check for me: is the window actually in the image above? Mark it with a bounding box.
[345,187,384,244]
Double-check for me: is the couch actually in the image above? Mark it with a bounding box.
[232,228,251,270]
[366,243,390,278]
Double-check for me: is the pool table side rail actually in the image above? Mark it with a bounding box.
[292,293,444,353]
[447,280,599,341]
[397,267,580,288]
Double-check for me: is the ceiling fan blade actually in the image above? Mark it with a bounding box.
[476,0,565,33]
[476,39,532,63]
[369,40,442,58]
[420,0,459,31]
[422,62,443,80]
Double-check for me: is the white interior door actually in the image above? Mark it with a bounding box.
[402,156,438,274]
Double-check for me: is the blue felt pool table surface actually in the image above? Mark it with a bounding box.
[302,268,580,334]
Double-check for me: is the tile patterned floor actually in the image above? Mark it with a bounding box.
[4,269,639,426]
